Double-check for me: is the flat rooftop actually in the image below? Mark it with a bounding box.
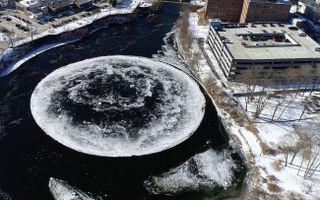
[250,0,292,5]
[214,23,320,60]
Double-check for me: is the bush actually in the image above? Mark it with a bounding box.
[248,187,266,200]
[286,192,304,200]
[266,175,278,182]
[246,122,256,132]
[267,183,281,193]
[272,160,284,171]
[261,143,276,155]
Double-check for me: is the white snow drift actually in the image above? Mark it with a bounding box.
[30,56,205,157]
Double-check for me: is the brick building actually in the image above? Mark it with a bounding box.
[240,0,292,23]
[205,0,244,22]
[205,0,292,23]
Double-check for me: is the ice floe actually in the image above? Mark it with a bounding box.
[144,149,236,194]
[30,56,205,157]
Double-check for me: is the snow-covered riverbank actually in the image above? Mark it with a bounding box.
[187,11,320,200]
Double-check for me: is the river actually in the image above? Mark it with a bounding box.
[0,3,246,200]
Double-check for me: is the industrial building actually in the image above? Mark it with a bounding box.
[205,0,292,23]
[208,22,320,80]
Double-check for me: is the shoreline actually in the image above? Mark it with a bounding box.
[174,22,250,200]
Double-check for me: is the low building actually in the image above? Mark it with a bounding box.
[207,22,320,80]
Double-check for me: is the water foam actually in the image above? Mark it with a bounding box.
[145,149,236,194]
[30,56,205,157]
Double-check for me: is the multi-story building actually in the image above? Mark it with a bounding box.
[205,0,292,23]
[204,0,244,22]
[207,22,320,80]
[240,0,291,23]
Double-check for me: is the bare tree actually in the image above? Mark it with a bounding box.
[299,65,313,96]
[177,6,192,56]
[4,31,16,49]
[278,134,298,166]
[309,67,320,95]
[188,49,202,78]
[254,87,271,118]
[238,65,266,113]
[271,94,286,121]
[304,151,320,178]
[290,137,311,165]
[304,182,316,195]
[298,148,312,175]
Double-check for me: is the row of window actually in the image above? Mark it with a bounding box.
[235,60,320,65]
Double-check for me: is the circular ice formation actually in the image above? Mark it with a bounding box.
[30,56,205,157]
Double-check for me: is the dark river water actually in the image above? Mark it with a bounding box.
[0,3,246,200]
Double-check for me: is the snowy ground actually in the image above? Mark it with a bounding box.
[236,92,320,199]
[187,11,320,199]
[188,13,209,40]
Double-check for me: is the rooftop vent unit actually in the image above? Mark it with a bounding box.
[222,38,231,43]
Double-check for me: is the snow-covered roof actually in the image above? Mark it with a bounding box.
[18,0,40,7]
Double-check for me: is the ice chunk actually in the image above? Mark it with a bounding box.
[49,178,96,200]
[145,149,236,194]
